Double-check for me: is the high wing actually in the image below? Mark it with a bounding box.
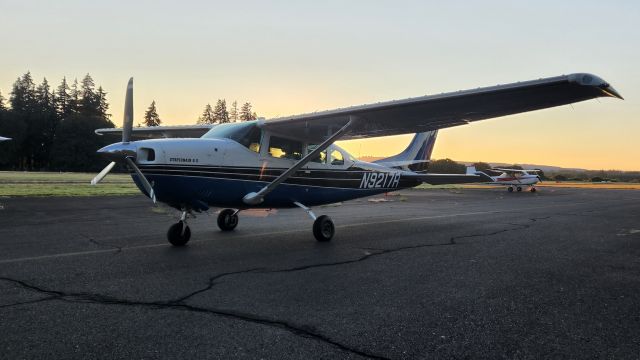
[491,168,541,173]
[95,125,214,139]
[261,73,622,142]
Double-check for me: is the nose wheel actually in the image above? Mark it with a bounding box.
[217,209,239,231]
[167,211,192,246]
[168,220,191,246]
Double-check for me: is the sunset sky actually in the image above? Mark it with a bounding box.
[1,1,638,170]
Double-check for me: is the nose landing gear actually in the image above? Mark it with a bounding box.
[168,211,191,246]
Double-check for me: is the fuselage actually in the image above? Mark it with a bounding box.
[117,122,421,211]
[488,172,540,186]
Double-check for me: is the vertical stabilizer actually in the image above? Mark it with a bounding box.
[373,130,438,172]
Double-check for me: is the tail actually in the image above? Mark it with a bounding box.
[466,166,494,182]
[373,130,438,172]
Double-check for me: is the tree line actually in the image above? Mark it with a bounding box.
[0,72,115,171]
[0,72,262,171]
[140,100,259,126]
[197,99,257,124]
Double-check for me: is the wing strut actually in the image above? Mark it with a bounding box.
[242,117,355,205]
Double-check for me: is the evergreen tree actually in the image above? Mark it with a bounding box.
[0,91,6,111]
[10,72,36,113]
[213,99,229,123]
[56,77,71,118]
[80,73,100,116]
[96,86,110,119]
[34,77,59,169]
[49,74,114,171]
[143,100,162,126]
[35,78,53,108]
[68,78,80,115]
[9,72,37,169]
[229,101,238,122]
[239,102,257,121]
[198,104,215,124]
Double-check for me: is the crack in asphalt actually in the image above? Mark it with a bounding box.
[170,268,266,304]
[0,296,56,309]
[0,277,389,360]
[0,216,552,360]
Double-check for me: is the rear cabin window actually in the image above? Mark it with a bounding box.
[269,136,303,160]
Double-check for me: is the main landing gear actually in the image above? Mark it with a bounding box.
[217,209,239,231]
[507,186,523,193]
[295,201,335,242]
[167,211,191,246]
[166,204,335,246]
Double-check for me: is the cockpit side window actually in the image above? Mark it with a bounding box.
[201,121,261,153]
[236,126,261,153]
[307,144,327,164]
[268,136,303,160]
[330,149,344,166]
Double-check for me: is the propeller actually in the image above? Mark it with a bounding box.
[90,161,116,185]
[91,78,157,203]
[125,157,156,203]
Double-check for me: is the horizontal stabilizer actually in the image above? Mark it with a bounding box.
[408,172,492,185]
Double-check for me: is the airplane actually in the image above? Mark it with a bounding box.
[0,136,11,141]
[467,166,542,192]
[92,73,622,246]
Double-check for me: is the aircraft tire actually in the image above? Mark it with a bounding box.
[508,187,514,193]
[517,186,522,192]
[313,215,334,242]
[217,209,239,231]
[530,187,537,193]
[167,221,191,246]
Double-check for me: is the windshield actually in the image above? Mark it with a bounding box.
[201,121,261,151]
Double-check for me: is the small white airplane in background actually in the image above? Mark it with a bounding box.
[92,73,621,246]
[467,166,542,192]
[0,136,11,141]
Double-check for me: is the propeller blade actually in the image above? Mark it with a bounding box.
[125,157,156,203]
[122,77,134,143]
[90,161,116,185]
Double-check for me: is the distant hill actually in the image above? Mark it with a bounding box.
[357,156,589,173]
[459,162,589,173]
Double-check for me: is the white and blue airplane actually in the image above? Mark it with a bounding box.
[93,73,622,246]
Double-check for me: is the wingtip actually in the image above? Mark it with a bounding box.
[605,86,624,100]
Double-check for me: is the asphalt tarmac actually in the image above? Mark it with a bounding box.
[0,187,639,359]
